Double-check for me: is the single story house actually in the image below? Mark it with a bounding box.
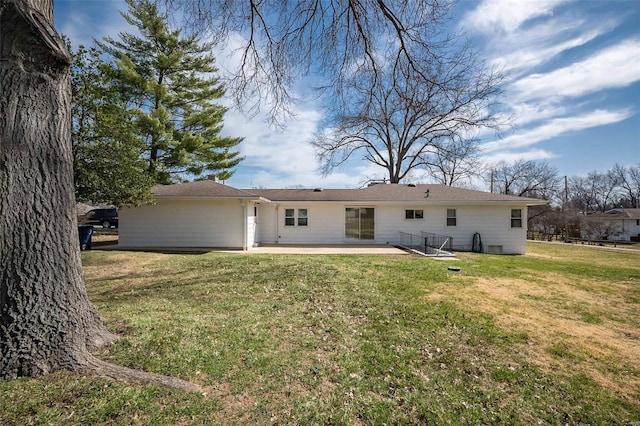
[580,208,640,241]
[118,180,548,254]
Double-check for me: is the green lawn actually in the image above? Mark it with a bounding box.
[1,243,639,425]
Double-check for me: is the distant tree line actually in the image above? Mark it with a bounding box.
[489,161,640,240]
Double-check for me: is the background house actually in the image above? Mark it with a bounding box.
[580,208,640,241]
[119,181,547,254]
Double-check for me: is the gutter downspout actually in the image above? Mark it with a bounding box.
[241,200,247,251]
[275,203,279,244]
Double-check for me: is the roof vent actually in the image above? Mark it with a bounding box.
[424,189,430,198]
[366,179,388,187]
[408,183,416,187]
[313,188,323,192]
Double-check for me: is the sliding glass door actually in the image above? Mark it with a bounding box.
[345,208,374,240]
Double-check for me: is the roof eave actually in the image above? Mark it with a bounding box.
[154,195,269,201]
[265,199,548,205]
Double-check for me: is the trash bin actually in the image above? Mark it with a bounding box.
[78,225,93,251]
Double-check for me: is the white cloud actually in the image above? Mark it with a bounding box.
[461,1,638,167]
[224,106,397,189]
[461,0,565,35]
[511,38,640,101]
[510,102,567,127]
[494,23,611,76]
[481,109,634,152]
[212,32,249,81]
[224,107,321,171]
[462,0,620,78]
[481,149,558,166]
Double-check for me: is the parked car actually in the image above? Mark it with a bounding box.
[85,208,119,228]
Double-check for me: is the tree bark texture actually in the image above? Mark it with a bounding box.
[0,0,116,380]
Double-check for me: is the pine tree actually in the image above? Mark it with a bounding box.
[98,0,242,185]
[71,44,154,206]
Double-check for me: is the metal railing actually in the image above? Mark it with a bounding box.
[398,231,454,256]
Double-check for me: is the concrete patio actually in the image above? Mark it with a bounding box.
[247,244,408,255]
[94,243,410,255]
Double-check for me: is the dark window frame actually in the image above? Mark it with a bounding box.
[447,209,457,226]
[405,209,424,220]
[511,209,523,228]
[284,208,295,226]
[297,209,308,226]
[285,208,308,227]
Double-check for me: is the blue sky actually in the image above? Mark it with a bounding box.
[54,0,640,189]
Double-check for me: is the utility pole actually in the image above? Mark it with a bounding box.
[490,169,494,193]
[563,175,568,242]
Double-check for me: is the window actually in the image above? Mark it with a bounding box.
[297,209,308,226]
[285,208,308,226]
[346,208,375,240]
[405,209,424,219]
[447,209,457,226]
[285,209,295,226]
[511,209,522,228]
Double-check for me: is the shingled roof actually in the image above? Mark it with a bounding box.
[153,180,546,205]
[153,180,261,199]
[587,208,640,220]
[249,184,546,204]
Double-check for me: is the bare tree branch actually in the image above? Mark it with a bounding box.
[162,0,458,122]
[312,44,504,182]
[569,167,631,213]
[490,160,559,199]
[611,163,640,208]
[425,136,484,186]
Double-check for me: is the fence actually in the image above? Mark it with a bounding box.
[527,230,566,241]
[398,231,454,256]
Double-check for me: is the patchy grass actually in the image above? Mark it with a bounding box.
[1,243,639,424]
[570,241,640,251]
[437,243,640,404]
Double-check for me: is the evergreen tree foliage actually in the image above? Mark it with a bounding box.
[98,0,242,185]
[71,44,154,207]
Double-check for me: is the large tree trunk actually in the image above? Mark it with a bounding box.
[0,1,201,391]
[0,0,116,379]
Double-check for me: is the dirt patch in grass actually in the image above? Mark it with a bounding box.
[432,273,640,402]
[90,233,118,243]
[83,252,170,281]
[525,252,558,260]
[208,382,257,424]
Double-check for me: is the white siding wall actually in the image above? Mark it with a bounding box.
[370,204,528,254]
[256,203,277,244]
[259,204,346,244]
[629,219,640,239]
[614,218,640,241]
[583,218,640,241]
[246,202,257,248]
[257,202,528,253]
[442,205,528,254]
[119,198,245,248]
[607,220,625,240]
